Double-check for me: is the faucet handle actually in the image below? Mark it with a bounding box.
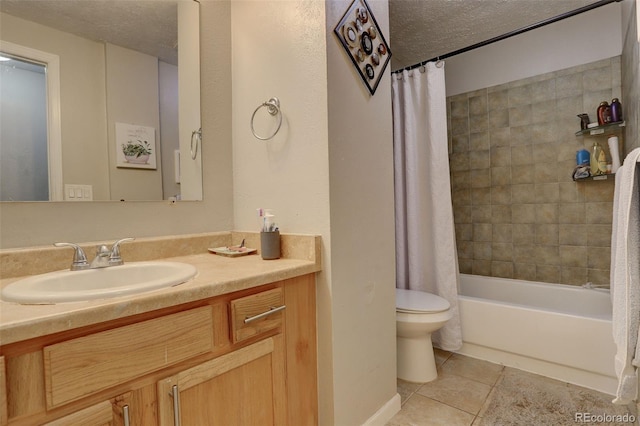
[109,238,135,266]
[54,242,90,271]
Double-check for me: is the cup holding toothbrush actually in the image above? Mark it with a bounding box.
[260,230,280,260]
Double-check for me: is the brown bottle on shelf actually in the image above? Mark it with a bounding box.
[597,101,611,125]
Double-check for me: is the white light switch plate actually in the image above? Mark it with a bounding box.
[64,184,93,201]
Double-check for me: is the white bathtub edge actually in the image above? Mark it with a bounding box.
[457,342,618,396]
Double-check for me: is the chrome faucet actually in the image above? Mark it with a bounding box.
[54,238,135,270]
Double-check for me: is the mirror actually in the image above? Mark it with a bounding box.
[0,0,202,202]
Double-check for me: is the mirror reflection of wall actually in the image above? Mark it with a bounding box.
[0,55,48,201]
[0,0,202,202]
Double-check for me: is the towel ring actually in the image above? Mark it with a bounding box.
[251,98,282,140]
[190,128,201,159]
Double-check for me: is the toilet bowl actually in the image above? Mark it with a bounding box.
[396,288,452,383]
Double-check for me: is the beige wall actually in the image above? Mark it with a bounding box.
[231,0,397,424]
[106,43,163,201]
[325,0,397,424]
[0,12,110,200]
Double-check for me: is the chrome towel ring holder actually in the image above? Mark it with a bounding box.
[190,128,201,159]
[251,97,282,140]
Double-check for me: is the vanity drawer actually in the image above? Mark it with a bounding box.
[43,305,214,409]
[230,287,285,343]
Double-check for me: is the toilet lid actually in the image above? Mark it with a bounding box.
[396,288,450,313]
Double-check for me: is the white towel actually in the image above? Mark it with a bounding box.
[611,147,640,404]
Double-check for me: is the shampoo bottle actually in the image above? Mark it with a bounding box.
[590,142,605,176]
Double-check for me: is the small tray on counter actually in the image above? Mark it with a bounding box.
[208,246,257,257]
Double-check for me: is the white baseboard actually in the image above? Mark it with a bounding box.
[362,393,401,426]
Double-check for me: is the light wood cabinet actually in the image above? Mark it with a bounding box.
[157,336,286,425]
[0,275,317,425]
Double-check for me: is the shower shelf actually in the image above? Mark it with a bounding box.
[573,173,615,182]
[574,121,625,136]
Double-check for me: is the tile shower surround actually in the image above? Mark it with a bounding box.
[447,57,622,286]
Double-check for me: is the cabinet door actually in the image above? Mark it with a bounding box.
[157,336,286,426]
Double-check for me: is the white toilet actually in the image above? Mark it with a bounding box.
[396,288,452,383]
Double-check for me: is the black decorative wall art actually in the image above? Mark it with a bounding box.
[334,0,391,95]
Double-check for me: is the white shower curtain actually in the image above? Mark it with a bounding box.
[392,62,462,351]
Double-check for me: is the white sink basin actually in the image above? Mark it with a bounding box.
[1,261,198,304]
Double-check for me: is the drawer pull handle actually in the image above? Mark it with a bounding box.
[123,405,130,426]
[244,305,286,323]
[171,385,181,426]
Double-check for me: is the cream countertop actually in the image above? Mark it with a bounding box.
[0,232,321,345]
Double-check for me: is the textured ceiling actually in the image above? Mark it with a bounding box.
[389,0,601,71]
[0,0,608,71]
[0,0,178,65]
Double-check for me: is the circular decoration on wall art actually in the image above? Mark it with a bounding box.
[357,7,369,23]
[361,32,373,55]
[333,0,392,95]
[365,64,375,80]
[343,23,358,47]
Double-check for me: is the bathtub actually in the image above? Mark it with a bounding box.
[457,273,617,395]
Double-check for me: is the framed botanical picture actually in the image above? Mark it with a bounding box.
[115,122,157,169]
[334,0,392,95]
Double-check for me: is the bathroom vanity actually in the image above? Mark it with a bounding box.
[0,232,320,425]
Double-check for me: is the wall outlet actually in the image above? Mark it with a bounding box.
[64,184,93,201]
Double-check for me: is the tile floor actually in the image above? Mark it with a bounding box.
[387,350,637,426]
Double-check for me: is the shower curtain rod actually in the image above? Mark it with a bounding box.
[393,0,623,73]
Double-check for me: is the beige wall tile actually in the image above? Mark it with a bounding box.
[585,202,614,224]
[450,151,470,172]
[559,203,586,223]
[491,205,512,224]
[489,127,511,147]
[472,260,492,276]
[513,224,535,244]
[511,166,535,184]
[559,224,588,246]
[561,267,588,286]
[509,105,532,127]
[488,89,509,110]
[470,169,492,188]
[491,147,511,166]
[474,242,492,260]
[469,95,488,116]
[489,108,509,129]
[535,183,560,203]
[535,245,560,266]
[452,134,470,153]
[473,205,492,223]
[512,204,536,223]
[559,245,588,267]
[470,114,489,133]
[474,224,493,242]
[492,243,513,262]
[470,150,491,170]
[535,203,559,223]
[491,166,511,186]
[457,240,474,259]
[492,185,512,205]
[588,248,610,269]
[472,187,491,205]
[508,85,532,106]
[492,224,512,242]
[514,244,535,263]
[470,132,490,151]
[451,99,469,118]
[556,74,583,98]
[456,224,474,241]
[514,263,537,280]
[492,261,514,278]
[537,264,561,283]
[587,224,612,246]
[587,268,610,286]
[535,224,559,245]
